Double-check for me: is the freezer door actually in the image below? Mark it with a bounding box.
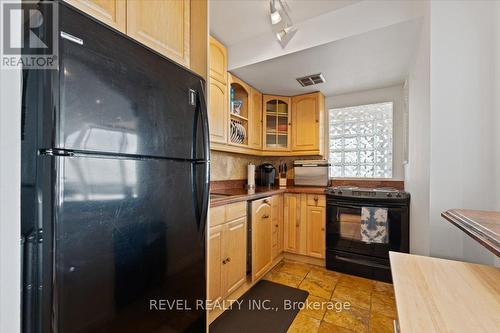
[55,4,207,160]
[51,155,206,332]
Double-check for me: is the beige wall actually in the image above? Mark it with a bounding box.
[210,151,321,181]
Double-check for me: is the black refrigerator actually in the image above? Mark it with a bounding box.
[21,2,209,332]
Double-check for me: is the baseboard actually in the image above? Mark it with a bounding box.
[283,252,325,267]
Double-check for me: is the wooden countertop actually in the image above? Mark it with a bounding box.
[390,252,500,333]
[210,186,326,207]
[442,209,500,256]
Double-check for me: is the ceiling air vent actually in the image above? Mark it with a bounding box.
[296,73,325,87]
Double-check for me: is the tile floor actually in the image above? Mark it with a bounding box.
[263,260,398,333]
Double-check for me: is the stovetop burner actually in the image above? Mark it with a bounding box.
[325,186,409,199]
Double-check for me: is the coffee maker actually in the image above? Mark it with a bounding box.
[256,163,276,187]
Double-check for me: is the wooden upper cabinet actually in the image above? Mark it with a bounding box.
[209,36,227,84]
[291,92,324,152]
[127,0,190,67]
[208,78,228,144]
[189,0,208,79]
[64,0,126,32]
[263,95,291,151]
[227,74,251,146]
[248,87,263,150]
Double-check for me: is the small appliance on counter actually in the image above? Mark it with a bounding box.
[256,163,276,187]
[294,160,330,186]
[278,161,287,187]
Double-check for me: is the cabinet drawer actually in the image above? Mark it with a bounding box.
[307,194,325,207]
[226,201,247,221]
[209,205,226,227]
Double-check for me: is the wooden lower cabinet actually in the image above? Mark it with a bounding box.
[208,225,223,302]
[272,195,284,259]
[251,198,273,281]
[306,205,326,258]
[284,193,326,258]
[223,217,247,295]
[284,193,302,253]
[208,205,247,301]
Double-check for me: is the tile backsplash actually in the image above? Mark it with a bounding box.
[210,150,322,181]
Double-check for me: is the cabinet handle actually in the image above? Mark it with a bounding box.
[262,214,270,219]
[222,259,227,265]
[321,228,325,231]
[263,199,269,204]
[227,257,231,263]
[296,223,300,227]
[275,224,279,227]
[393,320,400,333]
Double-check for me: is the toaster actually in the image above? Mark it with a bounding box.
[293,160,330,186]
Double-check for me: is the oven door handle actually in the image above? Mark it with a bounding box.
[328,202,404,210]
[328,203,364,210]
[334,254,390,269]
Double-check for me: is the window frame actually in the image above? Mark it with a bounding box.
[326,101,395,180]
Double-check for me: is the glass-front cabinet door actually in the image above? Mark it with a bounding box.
[263,95,291,150]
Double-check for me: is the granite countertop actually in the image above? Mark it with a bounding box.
[210,186,327,207]
[442,209,500,256]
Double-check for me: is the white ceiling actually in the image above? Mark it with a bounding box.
[210,0,423,97]
[231,19,421,96]
[209,0,361,46]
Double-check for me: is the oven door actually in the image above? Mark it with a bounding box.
[326,200,408,259]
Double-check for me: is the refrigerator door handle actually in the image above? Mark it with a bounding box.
[21,69,29,141]
[192,162,209,236]
[191,80,210,237]
[196,80,210,162]
[22,229,40,333]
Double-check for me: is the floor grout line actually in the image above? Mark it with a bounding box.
[273,261,397,333]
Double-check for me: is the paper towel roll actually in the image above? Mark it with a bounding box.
[247,163,255,188]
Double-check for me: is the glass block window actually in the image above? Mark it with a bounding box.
[328,102,393,178]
